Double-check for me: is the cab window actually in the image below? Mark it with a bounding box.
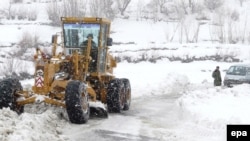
[63,23,100,55]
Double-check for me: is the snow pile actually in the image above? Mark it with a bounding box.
[152,72,190,95]
[0,108,68,141]
[115,61,191,99]
[178,84,250,129]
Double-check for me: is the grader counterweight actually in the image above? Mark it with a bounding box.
[0,17,131,124]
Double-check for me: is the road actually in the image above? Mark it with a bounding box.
[61,94,185,141]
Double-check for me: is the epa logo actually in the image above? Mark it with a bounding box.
[231,131,247,138]
[227,125,250,141]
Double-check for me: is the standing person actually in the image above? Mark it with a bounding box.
[212,66,222,86]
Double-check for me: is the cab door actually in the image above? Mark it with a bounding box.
[98,24,108,73]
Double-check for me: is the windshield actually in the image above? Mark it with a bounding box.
[226,66,249,76]
[63,23,100,48]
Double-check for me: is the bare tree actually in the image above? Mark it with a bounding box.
[89,0,102,17]
[89,0,115,20]
[239,0,246,7]
[46,1,62,26]
[227,9,247,44]
[180,17,201,43]
[212,11,226,43]
[1,58,22,77]
[16,7,27,20]
[1,0,16,20]
[103,0,115,20]
[18,31,40,53]
[241,14,248,43]
[192,23,201,43]
[147,0,160,22]
[218,20,225,43]
[189,0,192,8]
[27,8,38,21]
[169,22,181,42]
[136,0,145,21]
[204,0,224,12]
[7,1,12,19]
[146,0,168,22]
[227,9,240,44]
[158,0,167,13]
[173,2,186,43]
[175,0,189,15]
[47,0,87,26]
[13,0,23,3]
[62,0,87,17]
[116,0,131,16]
[188,0,204,14]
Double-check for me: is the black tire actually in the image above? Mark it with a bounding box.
[121,78,131,110]
[65,81,89,124]
[0,78,24,114]
[107,78,125,113]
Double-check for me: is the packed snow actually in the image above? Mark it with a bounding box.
[0,0,250,141]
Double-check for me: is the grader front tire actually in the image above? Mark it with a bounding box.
[65,81,90,124]
[0,78,24,114]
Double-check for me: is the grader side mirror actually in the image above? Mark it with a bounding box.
[107,38,113,46]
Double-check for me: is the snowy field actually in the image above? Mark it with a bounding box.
[1,0,250,141]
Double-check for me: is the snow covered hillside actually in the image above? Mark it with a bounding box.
[0,0,250,141]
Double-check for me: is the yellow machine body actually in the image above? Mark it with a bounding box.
[16,17,117,108]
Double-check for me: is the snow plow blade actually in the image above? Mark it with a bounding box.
[90,107,108,118]
[89,102,108,118]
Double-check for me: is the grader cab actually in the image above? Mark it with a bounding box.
[0,17,131,124]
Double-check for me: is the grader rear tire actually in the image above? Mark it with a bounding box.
[121,78,131,111]
[0,78,24,114]
[107,78,125,113]
[65,81,89,124]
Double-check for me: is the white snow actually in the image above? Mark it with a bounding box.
[0,0,250,140]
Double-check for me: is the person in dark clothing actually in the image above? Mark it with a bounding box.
[81,33,98,72]
[212,66,222,86]
[81,33,97,48]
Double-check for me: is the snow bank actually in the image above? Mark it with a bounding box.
[0,107,68,141]
[110,43,250,63]
[177,84,250,129]
[114,61,191,98]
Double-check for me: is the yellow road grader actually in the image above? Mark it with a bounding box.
[0,17,131,124]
